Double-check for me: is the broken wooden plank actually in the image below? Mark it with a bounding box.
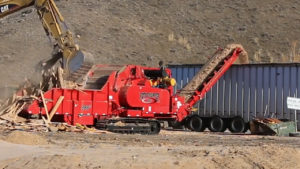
[13,103,26,122]
[40,91,50,122]
[49,96,64,122]
[41,116,49,128]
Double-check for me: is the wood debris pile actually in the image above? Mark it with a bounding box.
[0,118,107,134]
[0,65,105,134]
[253,118,282,124]
[0,80,39,122]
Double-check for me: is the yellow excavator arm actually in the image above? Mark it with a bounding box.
[0,0,94,82]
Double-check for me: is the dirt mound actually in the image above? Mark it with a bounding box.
[0,131,48,145]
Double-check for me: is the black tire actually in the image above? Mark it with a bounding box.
[184,117,193,131]
[289,132,300,137]
[169,120,184,129]
[188,115,204,132]
[229,116,245,133]
[149,121,161,134]
[220,122,227,132]
[208,116,224,132]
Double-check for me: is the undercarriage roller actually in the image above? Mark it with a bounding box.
[149,121,161,135]
[97,118,161,134]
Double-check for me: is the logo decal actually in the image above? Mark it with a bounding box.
[81,105,92,111]
[0,5,9,13]
[140,92,160,103]
[0,4,19,14]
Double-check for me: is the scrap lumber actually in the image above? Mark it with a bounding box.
[49,96,64,122]
[13,103,26,122]
[42,116,49,127]
[40,91,50,122]
[0,63,105,134]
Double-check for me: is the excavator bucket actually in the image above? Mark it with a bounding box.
[64,50,94,84]
[66,50,94,73]
[40,49,94,86]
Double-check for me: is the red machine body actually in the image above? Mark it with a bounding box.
[27,65,187,125]
[26,48,242,128]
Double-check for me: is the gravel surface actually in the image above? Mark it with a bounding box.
[0,130,299,169]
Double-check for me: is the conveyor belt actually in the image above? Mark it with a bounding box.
[179,44,247,103]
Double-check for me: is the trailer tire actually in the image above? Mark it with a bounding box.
[188,115,204,132]
[208,116,224,132]
[169,120,184,129]
[229,116,245,133]
[184,118,193,130]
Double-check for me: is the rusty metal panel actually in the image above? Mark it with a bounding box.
[168,63,300,129]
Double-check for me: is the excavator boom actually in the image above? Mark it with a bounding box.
[0,0,94,82]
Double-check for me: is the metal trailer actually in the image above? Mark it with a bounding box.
[169,63,300,130]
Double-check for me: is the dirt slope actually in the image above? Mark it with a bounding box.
[0,0,300,96]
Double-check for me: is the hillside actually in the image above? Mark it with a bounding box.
[0,0,300,97]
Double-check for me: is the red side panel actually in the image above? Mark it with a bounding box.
[119,86,170,112]
[26,88,110,125]
[73,100,94,125]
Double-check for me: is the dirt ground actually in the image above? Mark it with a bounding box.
[1,1,300,168]
[1,0,300,98]
[0,130,299,169]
